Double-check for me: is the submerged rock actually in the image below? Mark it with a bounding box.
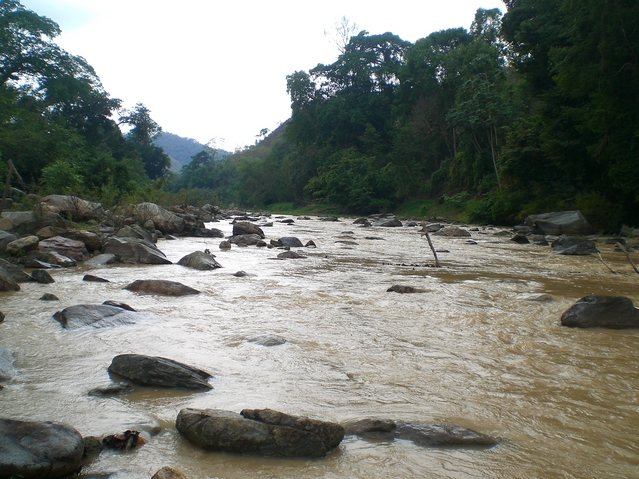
[277,251,305,259]
[343,418,498,447]
[124,279,200,296]
[176,408,344,458]
[248,334,287,346]
[560,295,639,328]
[83,274,109,283]
[88,383,134,397]
[108,354,212,390]
[53,304,145,329]
[387,285,426,294]
[0,418,84,479]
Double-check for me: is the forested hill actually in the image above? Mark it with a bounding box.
[153,132,229,172]
[170,1,639,231]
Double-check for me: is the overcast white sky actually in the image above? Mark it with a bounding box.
[21,0,505,151]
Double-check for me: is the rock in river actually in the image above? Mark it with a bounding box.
[0,418,84,479]
[177,251,223,270]
[124,279,200,296]
[108,354,212,390]
[103,237,171,265]
[176,408,344,457]
[560,295,639,328]
[343,418,498,447]
[53,304,145,329]
[0,266,20,292]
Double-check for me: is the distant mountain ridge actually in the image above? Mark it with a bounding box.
[154,132,229,172]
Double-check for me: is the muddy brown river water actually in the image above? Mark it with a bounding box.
[1,217,638,478]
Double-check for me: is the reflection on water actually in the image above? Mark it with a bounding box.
[1,217,638,478]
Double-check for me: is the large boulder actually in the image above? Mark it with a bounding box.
[0,212,38,235]
[59,230,103,252]
[343,418,497,447]
[40,195,104,221]
[0,418,84,479]
[116,224,155,244]
[103,237,171,264]
[6,235,39,255]
[560,295,639,328]
[177,251,223,270]
[53,304,146,329]
[124,279,200,296]
[176,408,344,458]
[524,210,592,235]
[38,236,89,262]
[108,354,212,390]
[551,235,598,255]
[232,221,265,238]
[135,202,184,234]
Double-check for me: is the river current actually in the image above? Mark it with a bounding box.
[1,216,638,478]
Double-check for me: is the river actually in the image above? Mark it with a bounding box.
[1,216,638,478]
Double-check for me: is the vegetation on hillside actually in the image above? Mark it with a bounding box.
[1,0,638,231]
[166,2,638,230]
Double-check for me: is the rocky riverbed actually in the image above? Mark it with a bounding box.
[1,199,639,478]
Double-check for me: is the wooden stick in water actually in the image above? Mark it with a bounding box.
[616,242,639,275]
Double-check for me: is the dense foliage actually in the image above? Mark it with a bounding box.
[0,0,170,204]
[2,1,638,230]
[184,1,638,229]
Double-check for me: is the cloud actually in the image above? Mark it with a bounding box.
[20,0,504,149]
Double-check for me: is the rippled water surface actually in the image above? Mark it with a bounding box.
[1,217,639,478]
